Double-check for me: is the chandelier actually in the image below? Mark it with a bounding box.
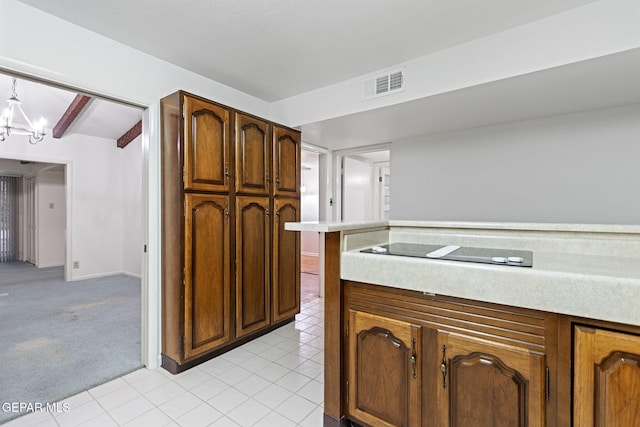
[0,78,46,144]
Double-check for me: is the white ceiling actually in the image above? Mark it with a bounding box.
[16,0,599,102]
[9,0,638,153]
[0,73,142,141]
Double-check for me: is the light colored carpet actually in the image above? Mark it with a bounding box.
[0,262,142,424]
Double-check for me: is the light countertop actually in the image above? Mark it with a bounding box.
[287,220,640,326]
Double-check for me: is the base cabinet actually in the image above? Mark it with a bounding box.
[574,325,640,427]
[343,281,555,427]
[437,332,546,427]
[348,310,421,427]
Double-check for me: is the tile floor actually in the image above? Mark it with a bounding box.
[5,298,325,427]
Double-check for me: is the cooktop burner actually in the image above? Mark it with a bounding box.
[361,243,533,267]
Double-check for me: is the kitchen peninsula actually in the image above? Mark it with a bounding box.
[285,220,640,427]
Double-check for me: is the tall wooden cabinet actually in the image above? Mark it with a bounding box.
[161,91,300,373]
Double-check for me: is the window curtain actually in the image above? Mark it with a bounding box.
[0,176,19,262]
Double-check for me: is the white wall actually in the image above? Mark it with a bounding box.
[0,129,141,279]
[36,169,65,267]
[391,104,640,224]
[122,136,143,277]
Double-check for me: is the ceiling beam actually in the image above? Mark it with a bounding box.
[53,94,92,139]
[117,120,142,148]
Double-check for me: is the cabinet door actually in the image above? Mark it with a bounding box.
[348,310,422,427]
[272,198,300,322]
[437,332,546,427]
[183,95,230,192]
[272,125,301,197]
[235,113,271,195]
[235,196,271,337]
[184,194,231,359]
[574,325,640,427]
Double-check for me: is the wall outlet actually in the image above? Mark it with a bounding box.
[73,261,80,269]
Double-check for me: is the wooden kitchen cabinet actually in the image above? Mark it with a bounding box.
[574,325,640,427]
[341,281,556,427]
[437,331,547,427]
[235,196,271,337]
[161,91,300,373]
[273,125,301,197]
[183,194,231,359]
[272,198,301,323]
[183,95,231,193]
[235,113,271,195]
[347,310,422,427]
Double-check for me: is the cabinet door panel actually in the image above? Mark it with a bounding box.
[348,310,421,427]
[272,198,300,322]
[437,332,546,427]
[184,194,231,359]
[272,125,301,197]
[235,113,270,195]
[184,96,230,192]
[236,196,271,337]
[574,325,640,427]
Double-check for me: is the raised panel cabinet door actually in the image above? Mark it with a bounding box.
[235,113,271,195]
[574,325,640,427]
[183,95,230,192]
[348,310,422,427]
[235,196,271,337]
[272,198,300,323]
[436,332,546,427]
[183,194,231,359]
[272,125,301,197]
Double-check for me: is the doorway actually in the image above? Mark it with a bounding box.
[339,148,391,221]
[300,149,321,302]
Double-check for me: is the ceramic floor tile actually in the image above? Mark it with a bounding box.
[220,347,255,364]
[94,383,141,411]
[122,408,173,427]
[128,370,172,394]
[88,377,129,399]
[76,412,118,427]
[298,404,324,427]
[252,383,294,408]
[107,395,155,425]
[252,410,297,427]
[207,388,249,414]
[296,379,324,404]
[275,371,312,393]
[156,391,202,420]
[254,362,291,382]
[54,399,105,427]
[273,351,307,369]
[232,373,272,397]
[295,359,324,379]
[171,367,212,389]
[174,402,222,427]
[215,365,253,386]
[208,416,241,426]
[2,410,55,427]
[258,346,289,362]
[226,399,270,426]
[143,380,188,406]
[274,394,317,424]
[240,355,272,373]
[189,377,231,402]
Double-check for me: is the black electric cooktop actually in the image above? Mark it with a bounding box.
[361,243,533,267]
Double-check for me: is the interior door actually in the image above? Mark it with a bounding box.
[342,156,373,221]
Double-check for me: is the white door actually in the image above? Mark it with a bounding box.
[342,156,373,220]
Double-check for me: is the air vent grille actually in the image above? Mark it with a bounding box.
[363,68,405,100]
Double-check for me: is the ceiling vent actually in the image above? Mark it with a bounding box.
[363,68,405,100]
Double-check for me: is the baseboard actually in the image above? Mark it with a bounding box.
[123,271,142,279]
[71,270,133,281]
[301,252,319,257]
[36,263,64,269]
